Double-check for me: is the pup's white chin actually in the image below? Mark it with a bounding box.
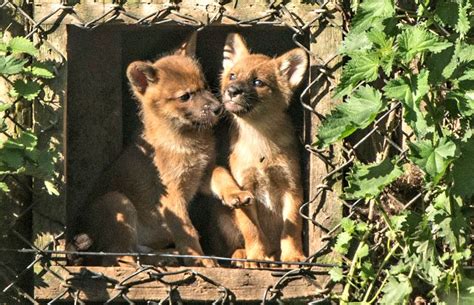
[224,101,246,113]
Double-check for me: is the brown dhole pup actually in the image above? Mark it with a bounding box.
[68,33,247,267]
[210,33,308,267]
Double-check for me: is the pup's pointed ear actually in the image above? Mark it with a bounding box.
[175,32,197,57]
[127,61,158,95]
[223,33,249,71]
[277,48,308,89]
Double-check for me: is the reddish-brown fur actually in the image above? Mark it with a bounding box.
[207,33,308,267]
[68,34,250,267]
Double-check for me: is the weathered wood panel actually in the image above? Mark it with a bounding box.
[307,5,344,255]
[35,266,333,302]
[65,25,124,238]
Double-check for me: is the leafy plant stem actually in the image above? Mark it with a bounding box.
[362,242,400,303]
[376,199,407,248]
[368,272,390,304]
[341,229,371,305]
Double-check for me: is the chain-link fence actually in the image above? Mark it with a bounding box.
[0,0,428,303]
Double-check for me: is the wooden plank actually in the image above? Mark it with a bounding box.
[306,4,344,255]
[65,25,124,239]
[35,266,332,302]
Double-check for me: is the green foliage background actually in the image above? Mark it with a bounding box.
[320,0,474,304]
[0,35,58,196]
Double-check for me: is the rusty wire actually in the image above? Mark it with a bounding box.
[0,0,417,303]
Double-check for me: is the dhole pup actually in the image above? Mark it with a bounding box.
[209,33,308,267]
[68,33,244,267]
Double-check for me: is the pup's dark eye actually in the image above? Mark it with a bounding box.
[229,73,237,81]
[179,93,191,102]
[253,79,265,87]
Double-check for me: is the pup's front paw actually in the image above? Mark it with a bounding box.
[222,190,254,209]
[188,257,218,268]
[66,233,93,265]
[280,251,306,268]
[233,247,276,269]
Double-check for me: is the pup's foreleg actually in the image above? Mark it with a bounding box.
[280,190,305,264]
[209,166,254,208]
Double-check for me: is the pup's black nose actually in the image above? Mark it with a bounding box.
[227,85,243,98]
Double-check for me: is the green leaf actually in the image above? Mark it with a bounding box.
[10,80,42,101]
[317,86,385,147]
[358,243,369,259]
[368,30,396,75]
[459,69,474,81]
[8,37,38,57]
[428,191,468,253]
[0,102,12,112]
[427,46,457,84]
[360,261,376,281]
[0,55,27,75]
[340,32,372,56]
[334,231,352,255]
[384,70,431,137]
[341,217,356,233]
[351,0,395,33]
[458,43,474,63]
[409,138,458,184]
[355,222,368,233]
[0,149,24,172]
[436,0,459,27]
[1,132,37,151]
[452,136,474,198]
[447,89,474,117]
[16,131,37,149]
[32,150,56,178]
[44,180,59,196]
[380,276,412,305]
[456,3,471,37]
[334,53,381,97]
[0,182,8,193]
[384,70,430,103]
[329,266,344,282]
[28,62,55,79]
[398,26,452,64]
[441,277,474,304]
[0,131,39,174]
[344,158,403,200]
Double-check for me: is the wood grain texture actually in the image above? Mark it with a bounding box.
[35,266,332,302]
[307,6,344,255]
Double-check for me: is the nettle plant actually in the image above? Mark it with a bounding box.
[316,0,473,304]
[0,34,58,195]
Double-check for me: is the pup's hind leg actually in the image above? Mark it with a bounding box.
[84,191,138,266]
[161,195,217,267]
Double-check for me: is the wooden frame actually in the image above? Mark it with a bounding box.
[35,266,333,302]
[32,0,343,302]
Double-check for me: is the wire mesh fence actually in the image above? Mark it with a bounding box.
[0,0,432,303]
